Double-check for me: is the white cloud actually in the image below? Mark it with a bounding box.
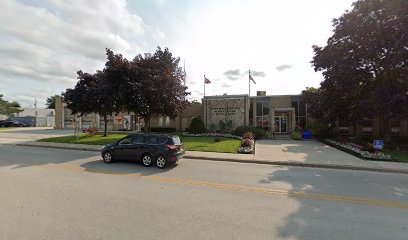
[0,0,163,107]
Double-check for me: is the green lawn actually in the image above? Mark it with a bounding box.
[180,136,241,153]
[39,134,127,145]
[39,134,241,153]
[385,150,408,163]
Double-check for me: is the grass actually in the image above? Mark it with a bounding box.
[39,134,241,153]
[385,150,408,163]
[39,134,127,145]
[180,136,241,153]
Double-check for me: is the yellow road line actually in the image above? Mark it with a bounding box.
[2,162,408,209]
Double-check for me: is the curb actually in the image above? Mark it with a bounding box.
[185,156,408,174]
[16,143,100,152]
[16,143,408,175]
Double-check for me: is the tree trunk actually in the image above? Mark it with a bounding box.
[144,117,150,133]
[103,115,108,137]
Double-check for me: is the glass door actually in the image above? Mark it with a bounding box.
[274,116,288,133]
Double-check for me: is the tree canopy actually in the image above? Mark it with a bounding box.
[63,47,190,135]
[305,0,408,135]
[45,95,59,109]
[0,94,22,117]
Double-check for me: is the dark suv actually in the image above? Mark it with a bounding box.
[101,134,185,168]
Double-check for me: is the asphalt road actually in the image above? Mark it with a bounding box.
[0,144,407,240]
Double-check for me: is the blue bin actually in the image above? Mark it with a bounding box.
[302,131,312,139]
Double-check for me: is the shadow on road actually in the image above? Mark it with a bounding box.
[80,159,177,175]
[0,145,177,176]
[257,150,408,240]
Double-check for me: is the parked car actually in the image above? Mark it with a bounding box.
[0,120,27,127]
[101,134,185,168]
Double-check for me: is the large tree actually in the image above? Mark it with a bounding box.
[309,0,408,136]
[64,47,189,134]
[0,94,22,117]
[127,47,190,132]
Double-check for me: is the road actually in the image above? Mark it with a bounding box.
[0,144,407,240]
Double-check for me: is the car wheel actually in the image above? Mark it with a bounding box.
[141,154,153,167]
[102,151,113,164]
[156,155,167,169]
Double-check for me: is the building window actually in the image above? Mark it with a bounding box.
[165,116,170,126]
[256,101,270,130]
[158,117,163,127]
[249,100,254,125]
[292,100,307,129]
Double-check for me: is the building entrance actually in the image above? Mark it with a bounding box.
[274,116,287,133]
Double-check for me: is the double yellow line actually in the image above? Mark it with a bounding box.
[142,175,408,209]
[7,162,408,210]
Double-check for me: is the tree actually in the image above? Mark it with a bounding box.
[63,49,127,136]
[190,100,201,105]
[45,95,59,109]
[127,47,190,132]
[0,94,22,117]
[310,0,408,136]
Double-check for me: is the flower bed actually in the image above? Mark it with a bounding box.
[182,132,255,154]
[182,132,242,140]
[323,139,394,161]
[238,138,255,154]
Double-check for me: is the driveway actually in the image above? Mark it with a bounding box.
[0,127,74,144]
[255,139,408,170]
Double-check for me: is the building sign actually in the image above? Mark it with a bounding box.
[205,96,249,129]
[212,106,241,116]
[373,140,384,150]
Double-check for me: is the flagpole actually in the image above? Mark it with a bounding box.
[204,75,206,97]
[248,70,251,97]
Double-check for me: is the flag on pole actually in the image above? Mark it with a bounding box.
[249,73,256,84]
[204,75,211,84]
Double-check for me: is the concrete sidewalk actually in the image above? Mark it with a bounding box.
[14,141,408,174]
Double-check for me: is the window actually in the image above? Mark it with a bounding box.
[249,101,254,125]
[159,137,168,143]
[158,117,164,127]
[256,102,262,116]
[118,137,131,145]
[132,136,144,144]
[149,136,158,144]
[165,116,170,126]
[256,101,270,130]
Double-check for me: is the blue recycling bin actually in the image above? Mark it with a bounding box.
[302,131,312,139]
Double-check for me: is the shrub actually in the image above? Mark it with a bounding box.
[234,126,265,139]
[291,131,302,140]
[305,121,338,139]
[243,132,255,140]
[209,123,216,132]
[141,127,176,132]
[188,117,206,134]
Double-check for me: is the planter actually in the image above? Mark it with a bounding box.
[238,138,255,154]
[323,139,395,162]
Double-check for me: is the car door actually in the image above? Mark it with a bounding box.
[114,137,133,160]
[129,136,145,161]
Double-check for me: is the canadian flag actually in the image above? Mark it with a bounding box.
[204,75,211,84]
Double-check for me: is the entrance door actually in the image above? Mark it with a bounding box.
[274,116,288,133]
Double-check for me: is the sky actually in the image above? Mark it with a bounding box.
[0,0,355,108]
